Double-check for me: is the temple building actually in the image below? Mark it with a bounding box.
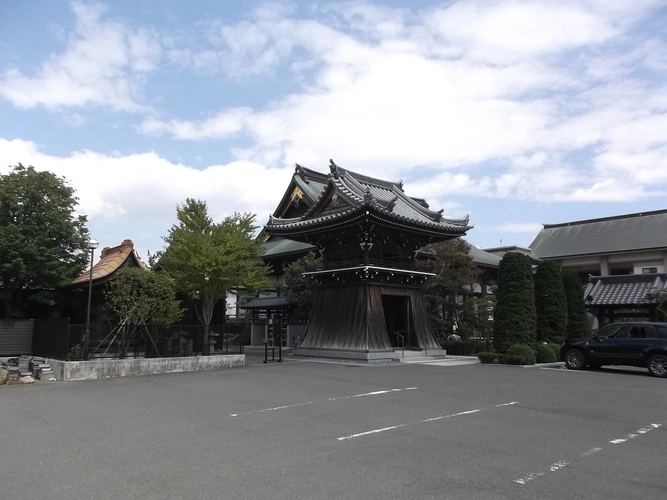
[264,161,472,361]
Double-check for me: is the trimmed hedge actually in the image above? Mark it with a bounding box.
[505,344,536,365]
[441,339,487,356]
[477,352,503,363]
[535,343,557,363]
[547,343,562,361]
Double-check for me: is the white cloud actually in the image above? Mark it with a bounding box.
[0,1,161,111]
[493,223,544,234]
[146,0,667,205]
[0,138,291,257]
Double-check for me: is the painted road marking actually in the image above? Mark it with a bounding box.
[514,461,569,485]
[514,423,662,485]
[230,387,418,417]
[609,423,661,444]
[328,387,417,401]
[337,401,519,441]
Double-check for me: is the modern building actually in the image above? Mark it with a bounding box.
[529,210,667,324]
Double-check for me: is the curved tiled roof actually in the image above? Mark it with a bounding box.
[583,273,667,306]
[70,239,148,286]
[267,160,471,236]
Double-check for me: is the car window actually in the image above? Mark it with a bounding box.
[655,326,667,339]
[639,326,656,339]
[603,325,629,339]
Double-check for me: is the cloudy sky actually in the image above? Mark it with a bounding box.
[1,0,666,259]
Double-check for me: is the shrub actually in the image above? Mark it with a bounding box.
[535,343,557,363]
[441,339,486,355]
[477,352,503,363]
[547,343,562,361]
[503,354,525,365]
[505,344,536,365]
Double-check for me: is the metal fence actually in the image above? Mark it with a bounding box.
[32,320,247,360]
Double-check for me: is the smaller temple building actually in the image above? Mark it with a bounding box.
[265,161,472,360]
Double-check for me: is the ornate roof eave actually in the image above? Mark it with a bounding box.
[266,203,471,238]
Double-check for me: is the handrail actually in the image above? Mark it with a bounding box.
[390,331,405,358]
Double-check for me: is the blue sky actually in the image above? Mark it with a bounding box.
[1,0,666,259]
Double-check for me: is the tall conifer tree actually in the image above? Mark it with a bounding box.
[493,252,536,352]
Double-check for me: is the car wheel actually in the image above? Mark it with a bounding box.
[565,349,586,370]
[647,354,667,378]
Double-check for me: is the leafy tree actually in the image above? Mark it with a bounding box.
[0,164,89,318]
[460,294,496,351]
[104,268,183,358]
[279,251,322,320]
[493,252,536,352]
[155,199,270,353]
[561,269,589,339]
[534,260,568,343]
[421,238,480,338]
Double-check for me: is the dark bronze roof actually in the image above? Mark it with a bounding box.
[266,160,471,237]
[583,273,667,307]
[530,209,667,259]
[239,297,293,310]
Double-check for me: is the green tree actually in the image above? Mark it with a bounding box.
[104,268,183,358]
[561,269,589,339]
[534,260,568,343]
[155,199,270,353]
[421,238,480,338]
[493,252,536,352]
[279,251,322,320]
[460,294,496,351]
[0,164,89,318]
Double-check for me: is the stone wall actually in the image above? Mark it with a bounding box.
[49,354,245,381]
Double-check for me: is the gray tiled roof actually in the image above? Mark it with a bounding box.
[530,209,667,259]
[467,245,502,268]
[583,273,667,306]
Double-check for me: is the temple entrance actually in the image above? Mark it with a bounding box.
[382,294,417,349]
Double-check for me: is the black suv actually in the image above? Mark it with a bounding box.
[561,322,667,377]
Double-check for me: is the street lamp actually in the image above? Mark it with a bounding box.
[82,238,99,360]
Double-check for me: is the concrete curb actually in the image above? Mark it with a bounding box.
[522,361,565,369]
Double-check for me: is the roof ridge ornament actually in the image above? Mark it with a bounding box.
[398,179,404,191]
[329,159,340,178]
[295,163,308,182]
[364,187,373,205]
[434,209,443,222]
[387,195,398,212]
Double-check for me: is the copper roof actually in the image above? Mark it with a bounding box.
[583,273,667,307]
[70,239,148,286]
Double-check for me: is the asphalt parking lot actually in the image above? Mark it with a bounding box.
[1,356,665,500]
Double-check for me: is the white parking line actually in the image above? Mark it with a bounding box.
[230,387,418,417]
[514,423,662,485]
[609,423,661,444]
[337,401,519,441]
[515,461,569,485]
[230,401,314,417]
[328,387,417,401]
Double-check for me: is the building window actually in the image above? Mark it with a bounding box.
[642,267,658,274]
